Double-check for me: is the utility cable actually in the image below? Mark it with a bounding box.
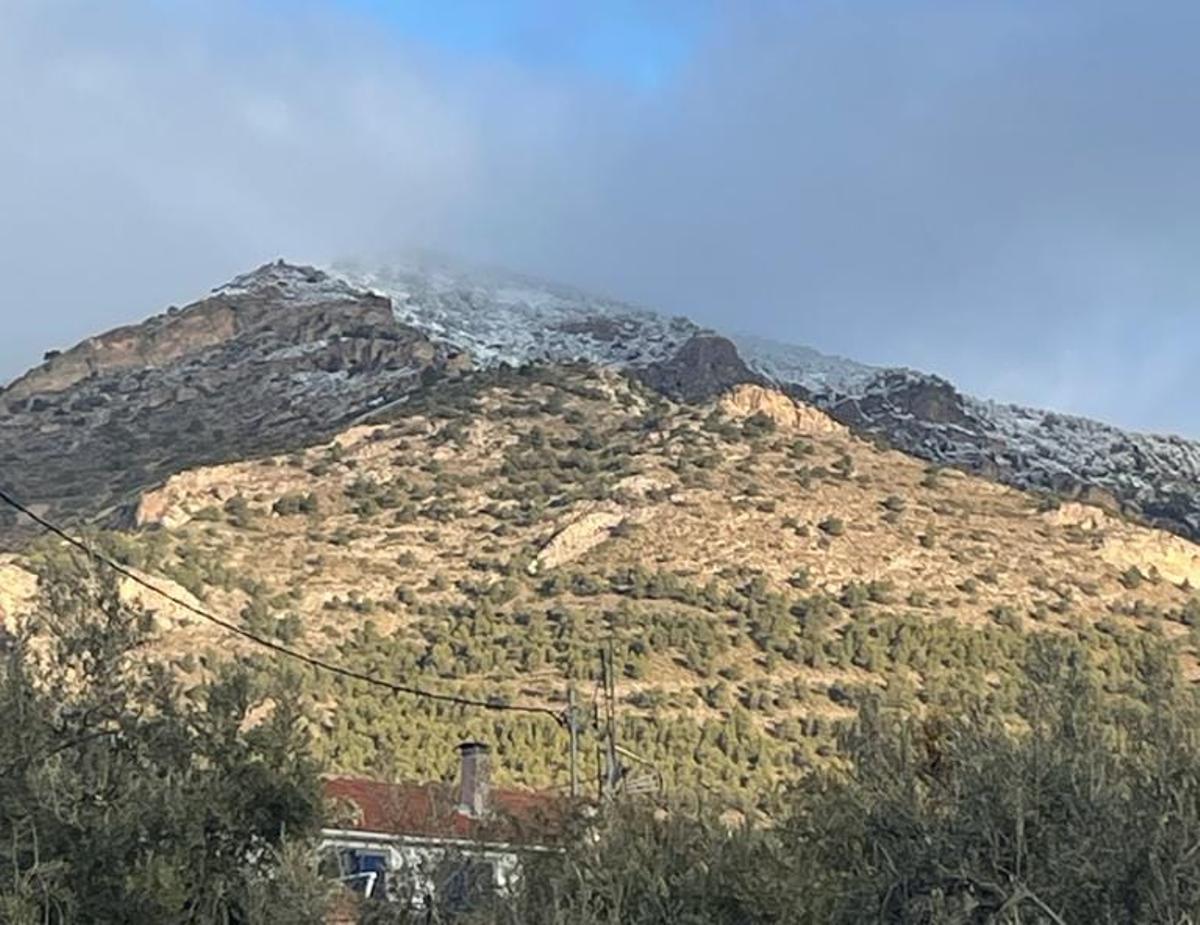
[0,487,565,725]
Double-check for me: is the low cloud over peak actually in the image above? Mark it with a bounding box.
[1,0,1197,435]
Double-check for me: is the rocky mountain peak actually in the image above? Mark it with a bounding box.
[0,261,458,532]
[3,256,1200,545]
[635,334,761,403]
[213,259,362,306]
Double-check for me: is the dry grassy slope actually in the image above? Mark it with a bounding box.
[9,365,1200,798]
[110,370,1200,673]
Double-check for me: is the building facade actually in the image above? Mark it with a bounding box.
[320,742,561,908]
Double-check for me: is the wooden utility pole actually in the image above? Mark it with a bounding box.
[600,640,621,799]
[566,685,580,800]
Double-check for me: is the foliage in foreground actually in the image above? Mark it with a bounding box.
[403,637,1200,924]
[0,562,330,925]
[11,559,1200,924]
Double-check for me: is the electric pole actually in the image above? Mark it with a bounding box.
[600,640,621,799]
[566,684,579,799]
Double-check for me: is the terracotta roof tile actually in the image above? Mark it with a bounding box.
[323,776,563,846]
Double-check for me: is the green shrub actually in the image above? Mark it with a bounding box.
[991,604,1024,632]
[818,516,845,537]
[223,494,255,528]
[741,412,777,439]
[273,492,320,516]
[1120,566,1145,590]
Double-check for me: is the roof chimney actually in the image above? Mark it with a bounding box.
[457,741,491,817]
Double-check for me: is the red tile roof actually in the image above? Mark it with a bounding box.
[323,776,564,846]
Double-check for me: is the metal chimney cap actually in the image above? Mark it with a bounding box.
[457,740,490,754]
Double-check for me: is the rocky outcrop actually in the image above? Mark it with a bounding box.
[0,262,461,537]
[529,510,626,574]
[5,305,237,402]
[613,474,672,500]
[799,370,983,455]
[636,335,761,403]
[0,558,38,630]
[1044,502,1200,587]
[0,555,201,635]
[134,467,244,529]
[719,384,847,436]
[116,571,204,633]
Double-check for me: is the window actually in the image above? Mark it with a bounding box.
[336,848,390,898]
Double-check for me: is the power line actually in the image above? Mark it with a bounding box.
[0,487,564,725]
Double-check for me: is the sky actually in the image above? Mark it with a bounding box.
[1,0,1198,436]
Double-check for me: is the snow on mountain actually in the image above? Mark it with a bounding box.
[731,333,878,395]
[319,259,1200,542]
[215,261,366,308]
[968,398,1200,536]
[6,255,1197,541]
[332,259,700,370]
[70,258,1165,544]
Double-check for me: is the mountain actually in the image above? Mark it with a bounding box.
[4,258,1199,546]
[345,258,1200,541]
[4,360,1199,802]
[5,258,1199,546]
[337,259,1191,524]
[0,262,461,530]
[2,257,1200,804]
[262,259,1200,544]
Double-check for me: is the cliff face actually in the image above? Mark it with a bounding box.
[6,305,238,403]
[720,384,847,436]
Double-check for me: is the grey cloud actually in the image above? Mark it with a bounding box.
[1,0,1197,435]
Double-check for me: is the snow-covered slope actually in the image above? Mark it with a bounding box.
[732,333,878,395]
[334,259,700,369]
[968,399,1200,537]
[326,259,1200,542]
[762,360,1200,540]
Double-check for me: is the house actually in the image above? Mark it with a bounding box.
[319,742,563,909]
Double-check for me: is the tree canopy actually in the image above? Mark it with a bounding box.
[0,561,329,924]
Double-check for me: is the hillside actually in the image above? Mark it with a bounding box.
[0,263,462,533]
[5,259,1200,548]
[6,361,1199,811]
[338,257,1200,542]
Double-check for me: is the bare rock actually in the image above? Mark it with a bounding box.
[613,474,672,500]
[636,335,760,403]
[719,384,848,436]
[1045,502,1200,587]
[117,571,203,632]
[529,510,626,574]
[0,558,38,630]
[135,467,240,528]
